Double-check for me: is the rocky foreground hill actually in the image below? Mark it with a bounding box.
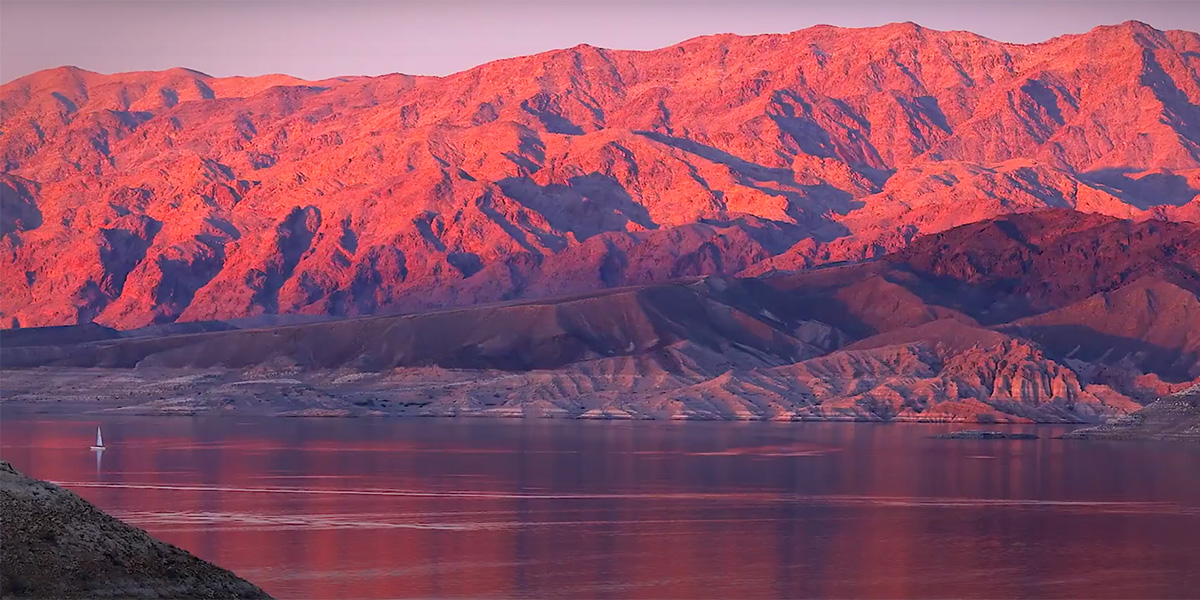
[3,211,1197,424]
[0,461,270,599]
[3,21,1200,330]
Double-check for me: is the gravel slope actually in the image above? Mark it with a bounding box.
[0,461,270,599]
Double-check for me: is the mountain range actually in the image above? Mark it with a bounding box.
[2,21,1199,424]
[3,20,1199,330]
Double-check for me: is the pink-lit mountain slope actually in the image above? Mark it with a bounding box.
[2,21,1200,329]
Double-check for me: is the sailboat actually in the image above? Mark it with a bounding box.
[90,427,105,451]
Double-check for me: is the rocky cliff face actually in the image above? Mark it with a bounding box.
[0,461,270,599]
[3,21,1200,329]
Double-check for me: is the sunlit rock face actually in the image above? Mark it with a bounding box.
[3,21,1200,329]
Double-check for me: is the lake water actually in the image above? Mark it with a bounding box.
[2,414,1199,599]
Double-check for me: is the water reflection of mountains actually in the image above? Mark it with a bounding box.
[4,417,1199,599]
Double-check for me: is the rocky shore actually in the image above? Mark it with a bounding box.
[1063,385,1200,442]
[0,461,270,599]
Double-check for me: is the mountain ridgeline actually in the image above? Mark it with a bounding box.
[2,21,1200,330]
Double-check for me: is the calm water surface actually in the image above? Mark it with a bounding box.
[2,414,1199,599]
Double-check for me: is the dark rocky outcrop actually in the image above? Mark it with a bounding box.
[0,461,270,599]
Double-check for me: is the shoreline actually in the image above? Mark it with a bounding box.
[0,395,1100,428]
[12,402,1196,442]
[0,406,1096,425]
[0,365,1146,425]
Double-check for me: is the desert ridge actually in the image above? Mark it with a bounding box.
[3,21,1200,329]
[4,211,1197,425]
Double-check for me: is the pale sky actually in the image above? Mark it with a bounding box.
[2,0,1199,83]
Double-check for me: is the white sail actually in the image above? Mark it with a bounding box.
[91,427,104,449]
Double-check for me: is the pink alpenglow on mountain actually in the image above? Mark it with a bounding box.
[2,21,1199,330]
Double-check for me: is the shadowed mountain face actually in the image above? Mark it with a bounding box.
[4,211,1197,424]
[3,21,1200,329]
